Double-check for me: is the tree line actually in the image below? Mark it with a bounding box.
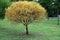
[0,0,60,19]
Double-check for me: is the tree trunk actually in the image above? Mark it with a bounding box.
[25,24,29,35]
[57,17,59,25]
[57,9,59,25]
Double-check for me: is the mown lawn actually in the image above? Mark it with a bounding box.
[0,18,60,40]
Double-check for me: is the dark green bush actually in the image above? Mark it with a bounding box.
[0,0,11,19]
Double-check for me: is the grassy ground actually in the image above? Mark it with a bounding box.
[0,18,60,40]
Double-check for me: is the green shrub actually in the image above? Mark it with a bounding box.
[0,0,11,19]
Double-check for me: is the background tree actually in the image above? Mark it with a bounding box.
[0,0,11,19]
[37,0,60,17]
[5,1,46,35]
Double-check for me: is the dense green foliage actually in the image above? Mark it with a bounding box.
[38,0,60,17]
[0,0,11,19]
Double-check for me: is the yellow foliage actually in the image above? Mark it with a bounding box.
[5,1,47,25]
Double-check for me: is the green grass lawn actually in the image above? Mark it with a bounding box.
[0,18,60,40]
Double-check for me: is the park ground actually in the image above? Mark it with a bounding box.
[0,18,60,40]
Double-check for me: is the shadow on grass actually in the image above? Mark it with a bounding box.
[0,26,48,40]
[0,26,8,30]
[7,32,48,38]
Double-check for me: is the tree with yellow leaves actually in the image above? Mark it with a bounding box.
[5,1,47,35]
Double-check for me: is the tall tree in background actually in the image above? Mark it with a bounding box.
[37,0,60,17]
